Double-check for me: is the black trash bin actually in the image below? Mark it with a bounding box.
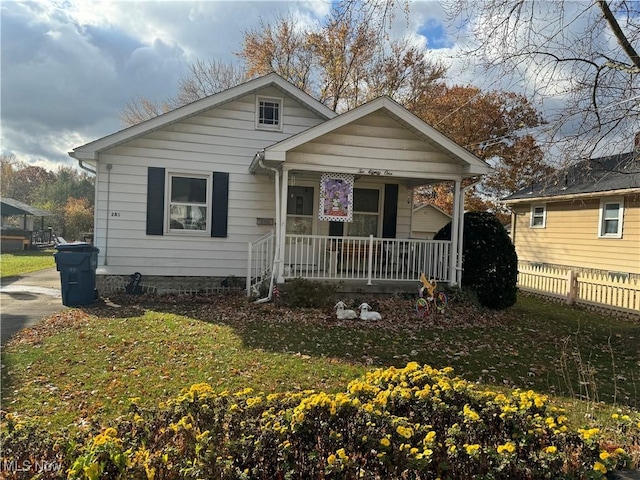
[54,242,100,306]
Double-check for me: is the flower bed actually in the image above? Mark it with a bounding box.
[2,363,638,479]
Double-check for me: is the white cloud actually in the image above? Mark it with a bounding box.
[2,0,324,171]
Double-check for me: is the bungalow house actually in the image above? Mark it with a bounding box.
[69,73,490,295]
[502,148,640,277]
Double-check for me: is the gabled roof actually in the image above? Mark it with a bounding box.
[413,202,452,218]
[1,198,53,217]
[502,151,640,203]
[70,73,337,161]
[258,96,490,175]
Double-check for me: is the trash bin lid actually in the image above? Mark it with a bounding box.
[55,242,100,253]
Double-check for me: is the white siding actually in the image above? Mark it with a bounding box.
[286,111,464,179]
[94,91,325,277]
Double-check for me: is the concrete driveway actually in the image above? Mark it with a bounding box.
[0,268,67,345]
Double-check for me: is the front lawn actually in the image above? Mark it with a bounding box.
[2,292,639,478]
[0,249,55,278]
[2,293,638,431]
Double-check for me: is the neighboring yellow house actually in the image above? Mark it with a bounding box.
[411,203,451,239]
[502,150,640,276]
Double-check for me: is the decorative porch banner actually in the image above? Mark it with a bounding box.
[319,173,354,222]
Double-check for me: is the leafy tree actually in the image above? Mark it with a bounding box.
[1,161,95,238]
[0,154,54,204]
[240,14,313,93]
[239,6,446,112]
[62,197,93,242]
[33,166,94,209]
[412,84,554,220]
[434,211,518,310]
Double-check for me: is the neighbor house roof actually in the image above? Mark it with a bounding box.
[255,96,490,176]
[502,151,640,204]
[70,73,337,161]
[413,203,452,218]
[1,198,53,217]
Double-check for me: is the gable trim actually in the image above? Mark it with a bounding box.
[71,73,337,160]
[263,96,490,173]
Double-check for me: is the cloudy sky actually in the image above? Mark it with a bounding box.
[1,0,473,172]
[2,1,634,173]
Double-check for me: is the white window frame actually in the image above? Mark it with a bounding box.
[256,96,283,131]
[346,186,382,237]
[529,204,546,228]
[286,184,316,235]
[166,171,212,235]
[598,197,624,238]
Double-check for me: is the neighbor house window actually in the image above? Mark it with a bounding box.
[168,173,210,232]
[530,204,546,228]
[348,188,380,237]
[256,96,283,130]
[598,197,624,238]
[286,186,314,235]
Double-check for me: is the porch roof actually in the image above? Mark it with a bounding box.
[250,96,490,181]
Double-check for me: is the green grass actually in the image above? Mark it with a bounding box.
[1,293,638,435]
[0,249,55,277]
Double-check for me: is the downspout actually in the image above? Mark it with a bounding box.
[103,164,112,265]
[254,152,281,304]
[456,177,482,285]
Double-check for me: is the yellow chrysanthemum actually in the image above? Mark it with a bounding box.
[593,462,607,474]
[465,444,481,455]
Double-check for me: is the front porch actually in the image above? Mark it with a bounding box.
[247,233,452,296]
[244,96,491,298]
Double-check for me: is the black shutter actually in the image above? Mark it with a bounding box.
[146,167,165,235]
[329,221,344,236]
[211,172,229,237]
[382,183,398,238]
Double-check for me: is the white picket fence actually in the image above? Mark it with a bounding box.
[517,263,640,316]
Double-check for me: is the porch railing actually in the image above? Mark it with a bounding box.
[283,234,451,284]
[247,230,275,296]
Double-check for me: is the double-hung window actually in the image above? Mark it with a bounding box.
[168,174,210,232]
[530,204,546,228]
[598,197,624,238]
[256,96,283,131]
[286,186,314,235]
[348,188,380,237]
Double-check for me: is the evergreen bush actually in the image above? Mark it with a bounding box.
[434,211,518,309]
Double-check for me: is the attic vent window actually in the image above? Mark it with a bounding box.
[256,96,283,131]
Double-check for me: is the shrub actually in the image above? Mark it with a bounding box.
[434,211,518,309]
[281,278,338,308]
[2,364,637,479]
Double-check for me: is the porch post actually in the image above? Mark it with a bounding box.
[449,180,461,286]
[278,168,289,283]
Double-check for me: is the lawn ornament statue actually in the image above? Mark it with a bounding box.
[419,272,437,300]
[334,301,357,319]
[358,303,381,321]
